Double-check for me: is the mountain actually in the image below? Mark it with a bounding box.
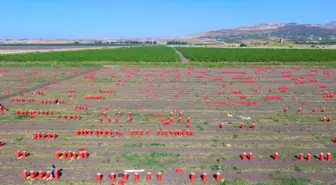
[191,22,336,43]
[325,21,336,27]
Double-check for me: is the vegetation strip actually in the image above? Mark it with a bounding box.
[0,46,180,63]
[1,47,336,67]
[176,47,336,62]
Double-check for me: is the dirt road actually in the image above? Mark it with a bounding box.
[174,48,189,63]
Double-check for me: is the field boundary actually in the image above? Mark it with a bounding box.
[3,61,336,68]
[173,47,190,64]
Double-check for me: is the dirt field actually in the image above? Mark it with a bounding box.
[0,66,336,185]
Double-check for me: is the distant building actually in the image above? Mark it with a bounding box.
[279,38,284,43]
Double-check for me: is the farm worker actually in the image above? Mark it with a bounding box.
[50,165,56,179]
[55,97,60,106]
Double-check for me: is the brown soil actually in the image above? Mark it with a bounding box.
[0,66,336,184]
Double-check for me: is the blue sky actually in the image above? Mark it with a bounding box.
[1,0,335,39]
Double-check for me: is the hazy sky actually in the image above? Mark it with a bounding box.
[1,0,335,39]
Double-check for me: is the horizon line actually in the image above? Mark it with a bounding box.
[1,20,335,40]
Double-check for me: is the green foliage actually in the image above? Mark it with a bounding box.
[312,133,324,140]
[220,178,248,185]
[211,137,219,143]
[149,143,167,147]
[124,143,144,147]
[14,115,29,120]
[313,181,330,185]
[122,151,138,161]
[220,153,229,160]
[294,164,301,172]
[14,137,23,143]
[240,43,248,47]
[0,116,10,120]
[274,178,311,185]
[0,46,179,63]
[232,165,240,171]
[121,151,180,171]
[210,164,224,170]
[125,142,167,147]
[176,47,336,62]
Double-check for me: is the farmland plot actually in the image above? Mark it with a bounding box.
[176,47,336,63]
[0,66,336,185]
[0,46,179,63]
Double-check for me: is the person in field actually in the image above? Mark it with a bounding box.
[50,165,56,179]
[55,97,60,106]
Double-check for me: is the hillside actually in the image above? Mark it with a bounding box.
[192,22,336,43]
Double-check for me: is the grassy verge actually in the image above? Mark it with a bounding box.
[121,151,181,172]
[1,61,336,68]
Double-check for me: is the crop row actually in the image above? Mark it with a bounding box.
[176,47,336,62]
[0,46,179,63]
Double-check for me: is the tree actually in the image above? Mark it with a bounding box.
[240,43,247,47]
[166,40,188,45]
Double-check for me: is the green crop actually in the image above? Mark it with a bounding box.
[176,47,336,62]
[0,46,179,63]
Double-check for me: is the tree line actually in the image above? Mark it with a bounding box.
[166,41,188,45]
[90,40,157,45]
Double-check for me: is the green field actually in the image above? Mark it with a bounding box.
[1,46,336,67]
[176,47,336,62]
[0,46,179,63]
